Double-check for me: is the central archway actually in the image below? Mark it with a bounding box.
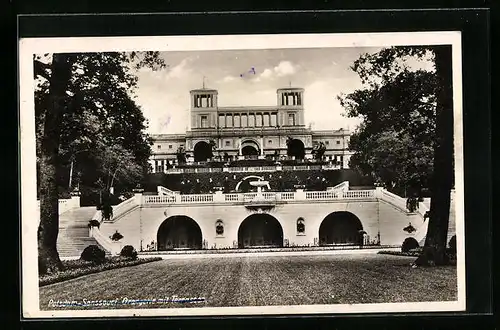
[238,214,283,248]
[193,141,213,162]
[318,212,363,246]
[287,138,305,159]
[157,216,202,250]
[241,145,259,156]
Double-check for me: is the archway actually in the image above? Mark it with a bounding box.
[242,145,259,156]
[157,216,203,250]
[287,138,305,159]
[318,212,363,246]
[238,213,283,248]
[193,141,213,162]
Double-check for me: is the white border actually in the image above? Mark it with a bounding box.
[20,32,465,318]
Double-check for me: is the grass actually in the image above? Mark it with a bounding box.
[39,254,457,310]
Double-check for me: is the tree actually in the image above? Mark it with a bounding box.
[339,46,454,265]
[34,52,166,274]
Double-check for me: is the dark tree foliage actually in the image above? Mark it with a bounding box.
[339,46,454,265]
[34,52,166,274]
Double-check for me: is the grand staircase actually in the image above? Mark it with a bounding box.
[57,207,110,258]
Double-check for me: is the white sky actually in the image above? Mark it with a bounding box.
[132,47,386,134]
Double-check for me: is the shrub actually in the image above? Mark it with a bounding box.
[448,235,457,254]
[111,230,124,241]
[87,219,100,229]
[401,237,419,252]
[120,245,138,260]
[80,245,106,264]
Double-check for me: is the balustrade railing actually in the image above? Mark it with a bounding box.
[144,195,176,204]
[180,194,214,203]
[162,163,341,174]
[141,188,377,205]
[279,192,295,200]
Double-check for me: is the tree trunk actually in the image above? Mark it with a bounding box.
[38,53,74,274]
[415,46,454,266]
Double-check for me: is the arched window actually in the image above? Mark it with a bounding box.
[216,219,224,236]
[297,217,305,234]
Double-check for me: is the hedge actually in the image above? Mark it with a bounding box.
[39,257,162,287]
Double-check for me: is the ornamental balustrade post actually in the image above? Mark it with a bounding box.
[295,189,306,201]
[133,187,144,206]
[214,191,224,203]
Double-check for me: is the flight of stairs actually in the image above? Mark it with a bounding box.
[57,207,111,258]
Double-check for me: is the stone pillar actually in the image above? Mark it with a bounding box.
[238,138,242,155]
[214,190,224,203]
[133,188,144,206]
[260,136,264,156]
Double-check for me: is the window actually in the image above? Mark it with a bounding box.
[241,114,248,127]
[226,115,233,128]
[263,113,270,126]
[270,113,277,126]
[219,115,225,128]
[157,145,161,149]
[155,160,164,173]
[234,115,240,127]
[225,140,231,147]
[168,145,172,149]
[288,113,295,126]
[201,115,208,128]
[256,114,262,127]
[248,114,255,127]
[268,140,273,144]
[325,141,329,145]
[336,140,341,145]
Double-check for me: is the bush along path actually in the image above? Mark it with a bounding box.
[40,245,161,287]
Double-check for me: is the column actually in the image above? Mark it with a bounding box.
[238,137,242,155]
[260,136,264,156]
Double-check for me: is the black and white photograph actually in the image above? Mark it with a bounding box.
[20,32,465,317]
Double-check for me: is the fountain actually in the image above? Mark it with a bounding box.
[249,180,269,197]
[245,180,276,211]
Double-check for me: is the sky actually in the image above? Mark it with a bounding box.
[131,47,432,134]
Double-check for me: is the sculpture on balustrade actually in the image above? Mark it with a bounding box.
[311,141,326,160]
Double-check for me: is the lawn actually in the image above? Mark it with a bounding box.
[39,254,457,310]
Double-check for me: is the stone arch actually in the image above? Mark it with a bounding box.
[287,138,305,159]
[237,213,284,248]
[157,215,203,250]
[318,211,363,246]
[240,139,260,156]
[235,175,270,192]
[193,141,213,162]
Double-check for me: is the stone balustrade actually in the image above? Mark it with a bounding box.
[36,195,81,215]
[142,188,378,205]
[162,163,341,174]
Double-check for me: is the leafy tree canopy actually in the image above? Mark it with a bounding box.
[34,52,166,196]
[338,47,437,196]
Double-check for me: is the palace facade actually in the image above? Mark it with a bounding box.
[149,87,353,173]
